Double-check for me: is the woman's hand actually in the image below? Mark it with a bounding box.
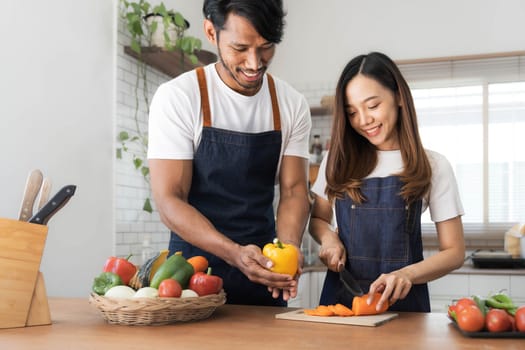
[318,230,346,272]
[368,270,413,311]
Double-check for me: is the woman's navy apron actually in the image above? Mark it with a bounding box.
[319,176,430,312]
[168,67,285,306]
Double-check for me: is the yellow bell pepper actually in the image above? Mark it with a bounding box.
[262,238,299,276]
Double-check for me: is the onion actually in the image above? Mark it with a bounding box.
[104,285,136,298]
[133,287,159,298]
[181,289,199,298]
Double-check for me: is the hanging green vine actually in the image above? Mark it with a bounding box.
[117,0,201,213]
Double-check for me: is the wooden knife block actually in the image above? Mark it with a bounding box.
[0,218,51,328]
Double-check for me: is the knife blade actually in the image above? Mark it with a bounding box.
[29,185,76,225]
[37,178,52,210]
[339,266,364,297]
[18,169,44,221]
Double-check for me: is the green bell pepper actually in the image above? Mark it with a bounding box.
[150,252,194,289]
[92,271,123,295]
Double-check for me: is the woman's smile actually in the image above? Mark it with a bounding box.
[362,124,382,137]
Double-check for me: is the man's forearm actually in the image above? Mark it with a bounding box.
[275,192,310,248]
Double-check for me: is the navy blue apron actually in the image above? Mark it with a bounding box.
[319,176,431,312]
[168,67,285,306]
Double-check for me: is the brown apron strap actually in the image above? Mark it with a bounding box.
[196,67,212,128]
[266,74,282,131]
[198,68,281,131]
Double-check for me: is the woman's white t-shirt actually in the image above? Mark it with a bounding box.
[311,150,464,223]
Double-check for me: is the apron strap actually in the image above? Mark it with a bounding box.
[196,67,212,127]
[196,67,281,131]
[267,74,282,131]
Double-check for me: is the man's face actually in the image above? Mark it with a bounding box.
[205,13,276,96]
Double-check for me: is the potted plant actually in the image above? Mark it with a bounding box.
[117,0,202,213]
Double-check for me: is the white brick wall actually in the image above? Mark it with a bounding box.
[116,18,171,265]
[292,81,335,150]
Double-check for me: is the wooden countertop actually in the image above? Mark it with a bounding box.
[0,298,520,349]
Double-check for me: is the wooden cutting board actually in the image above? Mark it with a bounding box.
[275,309,398,327]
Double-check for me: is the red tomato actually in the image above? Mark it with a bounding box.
[456,304,485,332]
[516,306,525,332]
[454,298,477,314]
[158,279,182,298]
[508,312,516,332]
[485,308,511,332]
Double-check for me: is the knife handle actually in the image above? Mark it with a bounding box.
[18,169,44,221]
[29,185,76,225]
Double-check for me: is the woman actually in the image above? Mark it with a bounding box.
[309,52,465,312]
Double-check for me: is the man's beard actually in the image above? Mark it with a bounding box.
[216,46,266,94]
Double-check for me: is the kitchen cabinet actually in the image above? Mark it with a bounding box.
[288,269,326,308]
[124,46,217,78]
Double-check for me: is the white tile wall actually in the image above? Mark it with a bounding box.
[116,18,171,264]
[292,81,335,151]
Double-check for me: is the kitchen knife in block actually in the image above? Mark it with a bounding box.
[36,178,52,211]
[18,169,43,221]
[29,185,76,225]
[0,218,48,329]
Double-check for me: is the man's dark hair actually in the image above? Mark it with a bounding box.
[203,0,286,43]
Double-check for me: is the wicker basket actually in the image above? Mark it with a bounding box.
[89,290,226,326]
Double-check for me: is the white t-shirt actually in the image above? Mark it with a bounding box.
[147,64,312,182]
[311,150,464,223]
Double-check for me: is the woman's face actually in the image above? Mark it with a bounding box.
[345,74,400,151]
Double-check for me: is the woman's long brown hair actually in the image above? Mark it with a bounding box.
[325,52,431,204]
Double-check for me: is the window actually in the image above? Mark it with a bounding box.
[397,53,525,236]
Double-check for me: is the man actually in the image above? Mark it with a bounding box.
[147,0,311,306]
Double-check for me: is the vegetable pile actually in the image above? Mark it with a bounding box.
[448,293,525,333]
[91,251,223,299]
[304,292,388,317]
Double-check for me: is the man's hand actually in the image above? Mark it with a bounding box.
[234,244,296,291]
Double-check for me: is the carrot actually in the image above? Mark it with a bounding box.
[304,305,335,316]
[187,256,209,273]
[352,292,389,316]
[333,303,354,316]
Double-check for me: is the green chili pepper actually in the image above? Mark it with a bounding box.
[472,295,489,316]
[92,272,123,295]
[486,293,517,316]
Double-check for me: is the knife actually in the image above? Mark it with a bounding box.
[339,265,364,297]
[18,169,44,221]
[37,178,52,210]
[29,185,76,225]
